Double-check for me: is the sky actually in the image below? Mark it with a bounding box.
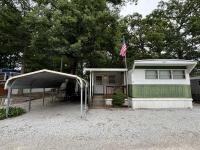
[120,0,162,17]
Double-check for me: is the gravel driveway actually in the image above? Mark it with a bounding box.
[0,98,200,150]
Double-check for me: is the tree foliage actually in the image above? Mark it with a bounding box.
[0,0,199,74]
[123,0,200,68]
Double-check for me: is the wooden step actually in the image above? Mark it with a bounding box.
[91,95,105,108]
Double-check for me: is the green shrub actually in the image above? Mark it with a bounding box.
[112,89,126,107]
[0,107,26,120]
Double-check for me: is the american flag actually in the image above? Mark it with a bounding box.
[119,38,127,57]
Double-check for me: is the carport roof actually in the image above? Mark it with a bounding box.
[4,69,84,89]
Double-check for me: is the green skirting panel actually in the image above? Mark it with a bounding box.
[128,84,192,98]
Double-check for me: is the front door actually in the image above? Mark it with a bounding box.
[94,75,104,94]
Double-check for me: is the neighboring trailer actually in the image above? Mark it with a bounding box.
[190,76,200,101]
[128,59,197,109]
[0,68,20,96]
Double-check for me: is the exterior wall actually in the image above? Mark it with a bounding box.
[130,98,193,109]
[128,68,193,109]
[190,79,200,101]
[128,84,191,98]
[129,69,190,85]
[12,88,52,95]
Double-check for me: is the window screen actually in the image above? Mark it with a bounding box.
[159,70,171,79]
[109,75,115,84]
[96,76,102,85]
[172,70,185,79]
[145,70,158,79]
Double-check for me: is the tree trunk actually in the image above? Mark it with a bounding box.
[70,60,78,74]
[18,57,25,95]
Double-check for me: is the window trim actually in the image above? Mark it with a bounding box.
[145,70,158,79]
[158,70,172,79]
[95,76,103,85]
[172,70,186,80]
[145,69,186,80]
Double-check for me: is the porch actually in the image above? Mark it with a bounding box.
[83,68,128,108]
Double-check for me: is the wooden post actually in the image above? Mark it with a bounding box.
[106,86,107,99]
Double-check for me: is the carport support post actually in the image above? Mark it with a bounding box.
[6,87,11,118]
[89,71,91,104]
[43,88,45,106]
[81,86,83,118]
[85,86,87,111]
[28,88,32,111]
[91,72,94,96]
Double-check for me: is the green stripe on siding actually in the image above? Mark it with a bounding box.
[135,66,187,69]
[128,84,191,98]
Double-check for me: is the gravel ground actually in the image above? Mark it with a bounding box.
[0,98,200,150]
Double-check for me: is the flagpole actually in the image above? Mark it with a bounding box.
[123,36,129,107]
[124,50,129,107]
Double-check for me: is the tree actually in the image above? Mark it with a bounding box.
[25,0,136,74]
[158,0,200,60]
[0,0,30,69]
[123,0,200,68]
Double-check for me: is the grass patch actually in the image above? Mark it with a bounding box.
[0,107,26,120]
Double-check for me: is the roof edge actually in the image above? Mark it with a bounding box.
[4,69,85,89]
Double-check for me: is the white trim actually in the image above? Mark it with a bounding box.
[130,98,193,109]
[144,69,186,80]
[133,59,197,73]
[130,68,191,85]
[83,68,127,74]
[130,98,193,101]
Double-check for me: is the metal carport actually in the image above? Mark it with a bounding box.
[4,69,88,118]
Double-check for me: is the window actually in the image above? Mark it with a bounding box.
[96,76,102,85]
[159,70,171,79]
[172,70,185,79]
[109,75,115,84]
[145,70,158,79]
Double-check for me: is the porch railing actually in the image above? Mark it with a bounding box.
[104,85,127,99]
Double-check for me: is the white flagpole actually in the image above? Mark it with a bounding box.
[123,36,129,107]
[124,52,129,105]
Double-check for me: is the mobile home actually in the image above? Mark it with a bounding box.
[84,59,197,109]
